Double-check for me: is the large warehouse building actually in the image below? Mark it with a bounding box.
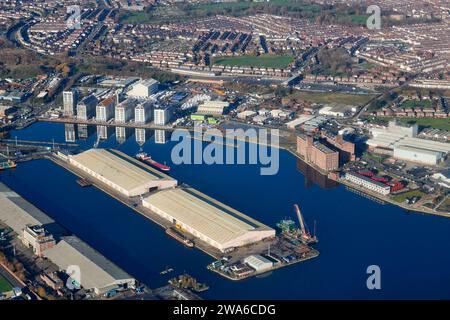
[367,120,450,165]
[0,182,64,236]
[0,182,135,296]
[68,149,177,197]
[142,187,275,252]
[367,135,450,165]
[127,78,159,98]
[44,236,136,296]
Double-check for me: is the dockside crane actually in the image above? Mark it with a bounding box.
[294,204,317,244]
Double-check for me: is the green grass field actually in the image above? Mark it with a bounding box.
[292,91,376,106]
[121,12,152,24]
[0,275,12,293]
[402,100,433,109]
[191,0,321,14]
[213,55,294,69]
[336,14,368,25]
[392,190,426,203]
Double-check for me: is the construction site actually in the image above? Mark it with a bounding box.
[49,147,319,280]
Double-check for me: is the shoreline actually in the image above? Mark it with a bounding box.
[46,153,319,281]
[284,148,450,218]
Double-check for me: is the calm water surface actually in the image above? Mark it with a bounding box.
[1,122,450,299]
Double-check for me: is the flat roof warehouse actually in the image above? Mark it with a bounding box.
[143,188,275,252]
[68,149,177,197]
[0,182,135,296]
[64,148,275,252]
[44,236,136,296]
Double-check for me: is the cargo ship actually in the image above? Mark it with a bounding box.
[135,152,170,172]
[0,160,17,170]
[166,227,194,248]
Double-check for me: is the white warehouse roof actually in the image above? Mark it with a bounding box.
[244,254,273,272]
[398,137,450,154]
[286,115,314,129]
[44,236,135,295]
[0,182,55,235]
[69,149,177,196]
[368,134,450,154]
[142,188,275,251]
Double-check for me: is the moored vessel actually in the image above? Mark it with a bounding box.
[135,152,170,172]
[166,227,194,248]
[0,160,17,170]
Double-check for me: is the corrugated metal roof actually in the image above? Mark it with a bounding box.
[0,182,57,235]
[44,236,134,291]
[143,188,273,245]
[69,149,175,192]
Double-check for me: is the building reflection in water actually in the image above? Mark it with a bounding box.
[135,128,146,147]
[154,129,170,144]
[78,124,95,140]
[296,158,339,189]
[97,125,113,140]
[115,127,127,144]
[64,124,77,143]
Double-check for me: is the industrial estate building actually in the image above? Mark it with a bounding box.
[344,172,391,195]
[197,100,229,115]
[44,236,136,296]
[432,170,450,189]
[367,121,450,165]
[127,79,159,98]
[244,255,274,272]
[0,183,61,236]
[0,182,135,296]
[68,149,177,197]
[142,187,275,252]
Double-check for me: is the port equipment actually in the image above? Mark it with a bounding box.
[294,204,317,244]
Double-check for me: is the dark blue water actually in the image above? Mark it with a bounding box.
[2,122,450,299]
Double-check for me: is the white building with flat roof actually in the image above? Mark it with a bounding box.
[394,145,444,165]
[197,100,229,115]
[43,236,136,296]
[368,134,450,165]
[127,79,159,98]
[244,255,273,272]
[237,110,257,120]
[68,149,177,197]
[370,120,418,138]
[345,172,391,195]
[142,187,275,252]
